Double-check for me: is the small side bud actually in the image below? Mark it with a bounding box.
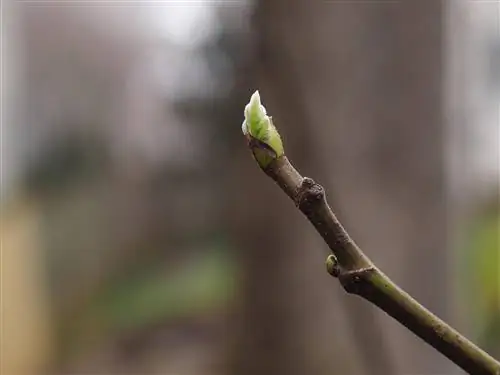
[242,90,284,168]
[326,255,341,277]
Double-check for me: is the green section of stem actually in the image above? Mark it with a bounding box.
[363,270,500,375]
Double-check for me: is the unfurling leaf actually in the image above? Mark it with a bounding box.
[242,90,284,168]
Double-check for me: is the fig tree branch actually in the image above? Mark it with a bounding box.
[241,90,500,375]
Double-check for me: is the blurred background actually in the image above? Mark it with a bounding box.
[1,1,499,375]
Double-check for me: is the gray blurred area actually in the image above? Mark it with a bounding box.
[1,1,498,375]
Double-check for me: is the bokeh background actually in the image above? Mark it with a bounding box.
[1,1,499,375]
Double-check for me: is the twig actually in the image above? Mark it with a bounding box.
[241,90,500,375]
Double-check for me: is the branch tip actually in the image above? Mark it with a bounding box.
[242,90,284,168]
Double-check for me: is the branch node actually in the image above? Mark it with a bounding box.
[295,177,325,210]
[338,267,375,295]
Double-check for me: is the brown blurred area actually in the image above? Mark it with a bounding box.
[1,1,498,375]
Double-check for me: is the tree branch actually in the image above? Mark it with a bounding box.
[258,155,500,375]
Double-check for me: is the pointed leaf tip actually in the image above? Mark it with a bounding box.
[250,90,261,108]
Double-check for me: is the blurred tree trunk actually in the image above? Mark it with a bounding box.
[223,54,355,375]
[298,3,452,374]
[227,1,455,375]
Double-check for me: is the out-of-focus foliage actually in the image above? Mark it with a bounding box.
[465,199,500,355]
[76,245,236,339]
